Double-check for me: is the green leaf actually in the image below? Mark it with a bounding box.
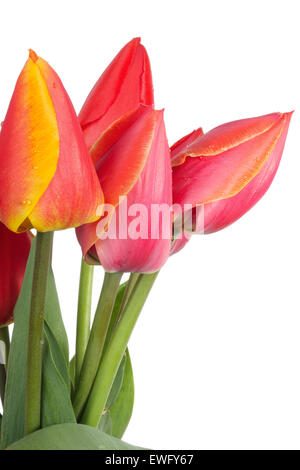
[43,273,69,366]
[7,423,145,450]
[106,354,126,409]
[0,238,69,449]
[98,409,112,434]
[41,323,75,427]
[44,322,70,391]
[97,282,135,439]
[110,349,134,438]
[69,356,75,390]
[99,349,134,439]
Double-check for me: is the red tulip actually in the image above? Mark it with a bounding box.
[172,112,292,240]
[0,50,103,233]
[79,38,154,152]
[77,105,172,273]
[0,223,32,326]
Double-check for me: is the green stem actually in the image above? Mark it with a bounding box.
[81,271,159,427]
[110,273,140,336]
[75,259,94,385]
[24,231,53,436]
[0,326,10,405]
[101,274,140,360]
[73,271,123,419]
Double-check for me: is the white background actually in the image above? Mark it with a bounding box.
[1,0,300,450]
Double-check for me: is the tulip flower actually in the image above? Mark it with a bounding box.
[0,50,104,233]
[0,223,32,326]
[172,112,292,241]
[79,37,154,152]
[77,105,172,273]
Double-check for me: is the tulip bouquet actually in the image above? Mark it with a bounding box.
[0,38,292,450]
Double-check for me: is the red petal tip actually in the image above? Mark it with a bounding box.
[28,49,38,62]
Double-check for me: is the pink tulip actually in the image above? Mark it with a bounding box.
[77,105,172,273]
[171,112,292,245]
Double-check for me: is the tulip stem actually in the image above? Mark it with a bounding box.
[73,271,123,419]
[101,274,140,358]
[81,271,159,428]
[75,259,94,385]
[24,231,53,436]
[111,273,140,334]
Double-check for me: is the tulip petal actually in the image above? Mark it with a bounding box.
[94,111,172,273]
[0,53,59,232]
[79,38,154,150]
[170,232,191,255]
[95,106,160,207]
[0,223,32,326]
[172,113,289,212]
[28,56,104,231]
[171,127,203,166]
[172,112,283,166]
[77,106,162,256]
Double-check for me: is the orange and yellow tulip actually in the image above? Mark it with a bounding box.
[0,50,103,233]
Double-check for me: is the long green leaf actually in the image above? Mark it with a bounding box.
[97,282,135,439]
[7,423,145,450]
[44,322,70,391]
[69,355,75,392]
[41,323,75,427]
[99,349,134,438]
[98,410,112,435]
[110,349,134,438]
[106,354,126,409]
[43,275,69,366]
[0,238,69,449]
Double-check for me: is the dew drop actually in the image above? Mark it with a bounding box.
[22,199,32,206]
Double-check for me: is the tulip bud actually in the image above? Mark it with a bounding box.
[79,38,154,152]
[0,223,32,326]
[0,50,104,233]
[77,105,172,273]
[172,112,292,237]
